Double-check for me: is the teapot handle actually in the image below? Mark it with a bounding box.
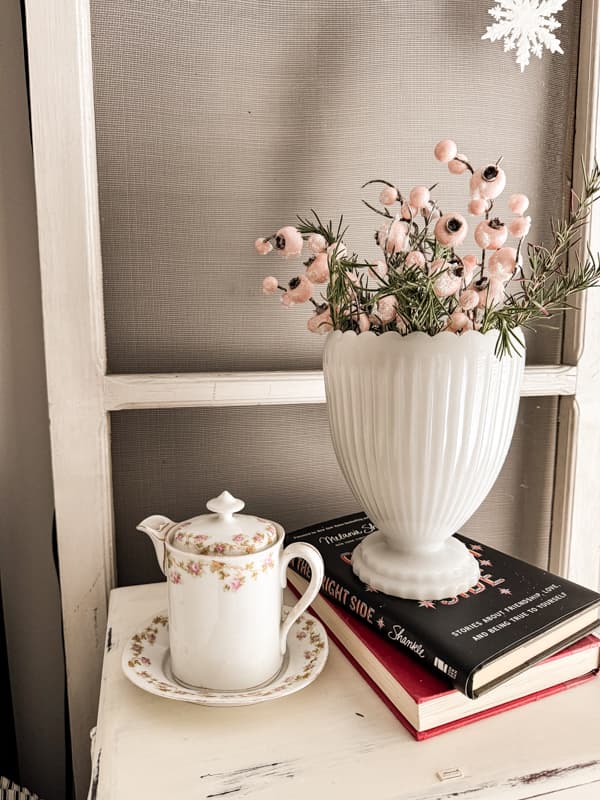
[278,543,324,655]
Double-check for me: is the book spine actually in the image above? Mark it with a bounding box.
[288,555,470,693]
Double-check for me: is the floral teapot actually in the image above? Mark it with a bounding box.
[137,491,324,691]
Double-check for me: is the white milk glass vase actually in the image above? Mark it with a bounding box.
[323,329,525,600]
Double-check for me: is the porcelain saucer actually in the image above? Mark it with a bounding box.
[121,605,328,706]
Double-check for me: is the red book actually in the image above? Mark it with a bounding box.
[289,572,600,740]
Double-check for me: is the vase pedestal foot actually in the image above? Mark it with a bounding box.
[351,531,480,601]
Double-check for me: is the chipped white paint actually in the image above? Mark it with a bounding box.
[103,370,327,410]
[91,583,600,799]
[103,364,577,411]
[24,1,115,796]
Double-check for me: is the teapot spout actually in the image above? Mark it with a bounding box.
[136,515,175,575]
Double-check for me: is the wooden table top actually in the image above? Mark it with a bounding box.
[89,582,600,799]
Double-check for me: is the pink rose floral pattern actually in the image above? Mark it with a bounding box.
[124,610,327,704]
[128,616,164,667]
[252,618,326,696]
[166,551,275,591]
[127,617,194,698]
[172,522,278,556]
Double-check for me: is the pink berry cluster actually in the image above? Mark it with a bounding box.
[254,139,536,339]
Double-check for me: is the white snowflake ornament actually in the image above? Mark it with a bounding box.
[482,0,566,72]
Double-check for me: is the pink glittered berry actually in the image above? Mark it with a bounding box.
[305,252,329,284]
[487,247,518,281]
[376,295,397,323]
[255,238,273,255]
[307,307,333,334]
[283,274,313,304]
[468,198,488,216]
[508,215,532,238]
[447,309,472,333]
[434,213,468,247]
[408,186,430,209]
[448,154,469,175]
[470,164,506,200]
[434,271,462,298]
[274,226,304,257]
[508,193,529,215]
[474,218,508,250]
[434,139,458,163]
[262,276,279,295]
[474,276,505,308]
[307,233,327,254]
[378,219,409,254]
[424,202,441,222]
[405,250,426,269]
[379,186,398,206]
[459,288,479,311]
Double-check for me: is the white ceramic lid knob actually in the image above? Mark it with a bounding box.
[168,491,278,555]
[206,491,245,520]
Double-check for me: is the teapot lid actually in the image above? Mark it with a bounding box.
[169,491,279,556]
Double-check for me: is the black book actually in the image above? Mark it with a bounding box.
[286,513,600,698]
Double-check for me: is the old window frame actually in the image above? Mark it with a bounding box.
[23,0,600,794]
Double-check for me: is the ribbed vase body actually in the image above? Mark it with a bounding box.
[323,330,525,599]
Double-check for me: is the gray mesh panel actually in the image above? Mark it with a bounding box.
[91,0,581,372]
[112,398,557,586]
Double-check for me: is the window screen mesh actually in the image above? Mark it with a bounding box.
[91,0,581,373]
[112,398,558,587]
[93,4,572,585]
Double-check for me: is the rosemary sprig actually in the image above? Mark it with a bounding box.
[296,210,347,245]
[260,157,600,358]
[483,162,600,355]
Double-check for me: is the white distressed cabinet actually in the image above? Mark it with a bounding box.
[89,583,600,800]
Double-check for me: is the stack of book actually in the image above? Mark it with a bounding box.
[286,513,600,739]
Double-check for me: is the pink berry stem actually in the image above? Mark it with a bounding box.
[478,199,493,278]
[362,199,394,219]
[362,179,403,201]
[456,157,474,174]
[515,237,524,266]
[361,179,405,205]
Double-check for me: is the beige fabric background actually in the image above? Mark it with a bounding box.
[89,1,579,584]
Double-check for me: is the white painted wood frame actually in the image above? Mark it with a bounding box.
[549,0,600,589]
[23,0,600,796]
[24,2,115,797]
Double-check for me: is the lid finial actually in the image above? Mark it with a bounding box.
[206,491,245,520]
